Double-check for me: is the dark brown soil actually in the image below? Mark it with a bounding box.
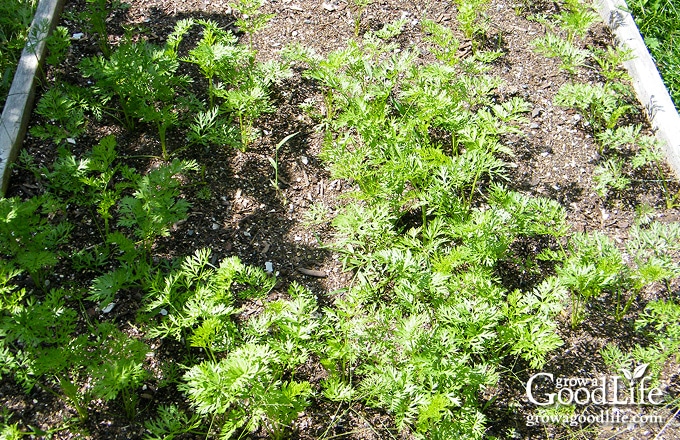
[2,0,680,438]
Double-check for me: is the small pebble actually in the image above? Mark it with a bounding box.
[71,32,84,40]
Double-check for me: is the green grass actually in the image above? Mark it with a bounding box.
[626,0,680,111]
[0,0,37,108]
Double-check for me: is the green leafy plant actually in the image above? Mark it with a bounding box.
[422,18,461,66]
[553,221,680,327]
[557,0,600,40]
[303,202,330,226]
[588,125,673,204]
[601,342,632,373]
[592,45,635,81]
[181,19,246,108]
[145,250,317,438]
[556,232,627,328]
[454,0,490,49]
[531,32,589,74]
[25,136,130,245]
[144,249,275,360]
[621,222,680,319]
[502,277,567,368]
[181,19,289,149]
[554,82,632,133]
[88,323,150,419]
[602,297,680,385]
[593,157,631,198]
[631,135,680,209]
[351,0,374,36]
[117,159,197,252]
[0,273,149,422]
[75,153,198,307]
[30,86,87,144]
[0,422,22,440]
[374,17,407,40]
[636,299,680,363]
[180,344,312,439]
[144,405,203,440]
[44,25,71,67]
[219,81,274,149]
[0,195,72,289]
[86,159,198,306]
[595,123,642,154]
[187,106,238,148]
[229,0,274,49]
[79,0,111,55]
[289,31,576,438]
[80,38,190,158]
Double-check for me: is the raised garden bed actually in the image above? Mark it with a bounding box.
[0,0,64,193]
[625,0,679,111]
[0,0,679,439]
[0,0,38,108]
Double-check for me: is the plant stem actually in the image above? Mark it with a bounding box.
[208,77,214,109]
[158,121,168,160]
[468,170,481,210]
[53,376,88,422]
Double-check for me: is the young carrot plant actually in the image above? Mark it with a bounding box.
[30,85,88,144]
[0,277,150,421]
[79,0,112,56]
[454,0,490,50]
[291,24,573,438]
[179,19,289,149]
[554,82,633,134]
[80,38,190,158]
[144,249,274,360]
[144,249,320,438]
[0,195,72,290]
[229,0,274,49]
[555,231,627,328]
[88,158,198,306]
[556,0,600,41]
[531,32,589,74]
[350,0,374,36]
